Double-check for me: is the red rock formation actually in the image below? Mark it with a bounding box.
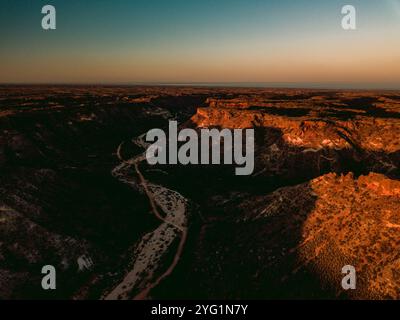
[191,106,400,153]
[188,172,400,299]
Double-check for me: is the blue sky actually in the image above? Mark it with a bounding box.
[1,0,399,88]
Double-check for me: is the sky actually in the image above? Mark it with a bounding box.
[0,0,399,88]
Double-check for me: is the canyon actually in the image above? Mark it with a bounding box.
[0,85,399,299]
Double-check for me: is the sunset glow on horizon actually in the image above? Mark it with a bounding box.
[1,0,399,89]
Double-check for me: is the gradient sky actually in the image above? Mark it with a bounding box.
[1,0,399,88]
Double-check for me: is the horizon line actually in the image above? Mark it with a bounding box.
[0,82,399,91]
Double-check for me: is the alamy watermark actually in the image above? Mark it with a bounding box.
[341,5,357,30]
[341,265,357,290]
[41,5,56,30]
[145,121,255,176]
[41,4,357,31]
[41,265,56,290]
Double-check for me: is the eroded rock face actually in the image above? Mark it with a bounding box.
[188,92,400,182]
[301,173,400,299]
[192,107,400,153]
[182,173,400,299]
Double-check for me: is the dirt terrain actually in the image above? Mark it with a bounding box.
[0,85,399,299]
